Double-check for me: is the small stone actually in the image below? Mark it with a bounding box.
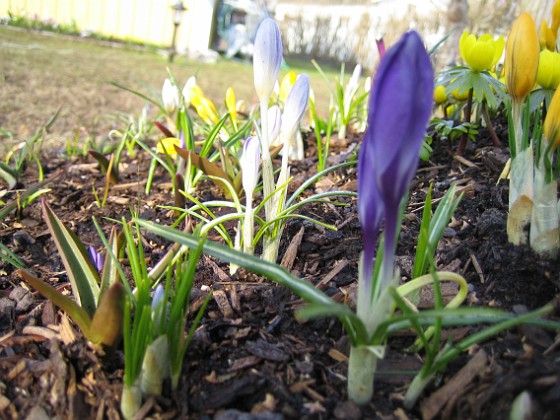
[9,286,28,301]
[0,298,16,327]
[333,400,362,420]
[16,292,34,313]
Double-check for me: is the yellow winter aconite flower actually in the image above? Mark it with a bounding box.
[537,49,560,90]
[539,20,556,51]
[156,137,181,155]
[544,87,560,148]
[451,87,469,101]
[459,30,504,72]
[279,71,297,103]
[433,85,447,104]
[505,13,539,102]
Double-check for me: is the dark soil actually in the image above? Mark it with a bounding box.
[1,116,560,420]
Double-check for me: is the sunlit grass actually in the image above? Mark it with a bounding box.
[0,26,342,154]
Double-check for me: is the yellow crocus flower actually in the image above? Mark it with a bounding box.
[279,71,297,103]
[459,30,504,72]
[544,86,560,148]
[552,0,560,34]
[537,49,560,90]
[156,137,181,155]
[191,95,220,125]
[539,20,556,51]
[505,13,539,102]
[225,87,237,124]
[433,85,447,104]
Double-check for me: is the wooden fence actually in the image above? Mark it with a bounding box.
[0,0,215,54]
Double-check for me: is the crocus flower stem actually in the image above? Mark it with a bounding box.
[507,99,534,245]
[347,346,378,405]
[260,99,275,224]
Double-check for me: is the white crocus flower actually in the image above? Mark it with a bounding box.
[162,78,179,114]
[182,76,197,107]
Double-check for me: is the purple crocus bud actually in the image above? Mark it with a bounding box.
[376,36,386,60]
[253,18,283,104]
[358,31,434,284]
[87,246,104,273]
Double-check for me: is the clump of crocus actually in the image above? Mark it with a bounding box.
[505,12,540,245]
[531,86,560,255]
[253,17,283,230]
[351,30,434,405]
[252,18,312,263]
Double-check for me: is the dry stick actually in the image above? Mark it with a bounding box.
[481,102,501,146]
[457,88,474,156]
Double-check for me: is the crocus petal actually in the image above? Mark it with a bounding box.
[552,0,560,34]
[279,71,297,103]
[87,246,104,273]
[182,76,197,107]
[366,31,434,210]
[226,87,237,122]
[280,74,310,140]
[505,13,539,102]
[253,18,283,103]
[162,79,179,114]
[358,30,434,281]
[268,105,283,146]
[240,136,261,195]
[157,137,181,155]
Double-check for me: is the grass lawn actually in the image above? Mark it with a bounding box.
[0,25,344,153]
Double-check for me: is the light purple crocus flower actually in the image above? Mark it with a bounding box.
[280,74,310,139]
[253,18,283,104]
[87,246,104,273]
[358,31,434,286]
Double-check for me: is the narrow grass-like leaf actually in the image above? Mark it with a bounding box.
[18,269,93,339]
[42,200,100,316]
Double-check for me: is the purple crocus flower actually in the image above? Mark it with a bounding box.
[358,31,434,286]
[253,18,283,104]
[87,246,104,273]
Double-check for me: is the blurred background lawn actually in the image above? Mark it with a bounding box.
[0,26,339,153]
